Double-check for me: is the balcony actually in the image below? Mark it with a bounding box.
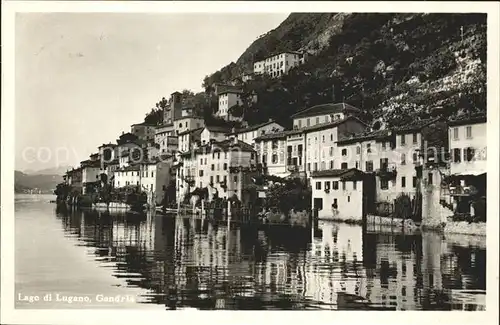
[375,165,397,179]
[449,185,478,197]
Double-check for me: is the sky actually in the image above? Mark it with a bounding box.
[15,12,289,172]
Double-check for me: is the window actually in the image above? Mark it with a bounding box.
[413,152,418,163]
[200,158,203,165]
[330,133,333,141]
[341,162,348,169]
[381,179,389,190]
[428,173,433,185]
[401,177,406,188]
[353,181,357,190]
[355,161,359,169]
[223,175,227,183]
[356,146,361,155]
[401,153,406,165]
[316,182,322,190]
[329,147,334,156]
[413,176,417,188]
[342,181,346,190]
[453,127,459,140]
[210,176,214,184]
[400,134,406,146]
[332,181,339,190]
[466,126,472,139]
[223,163,227,170]
[151,171,154,178]
[307,163,311,171]
[347,196,350,203]
[366,143,371,153]
[314,162,318,171]
[382,142,386,150]
[413,133,418,144]
[453,148,461,163]
[325,181,330,190]
[262,154,267,163]
[366,161,373,172]
[233,176,238,183]
[298,120,302,128]
[307,118,310,127]
[330,160,334,169]
[465,147,475,162]
[316,117,320,125]
[342,149,348,156]
[211,164,215,171]
[272,154,278,164]
[216,175,220,183]
[322,135,325,143]
[217,152,221,159]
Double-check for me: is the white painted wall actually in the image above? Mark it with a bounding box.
[449,122,486,175]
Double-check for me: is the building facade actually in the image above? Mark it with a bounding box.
[253,51,304,78]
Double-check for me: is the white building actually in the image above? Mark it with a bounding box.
[176,138,257,204]
[173,114,204,136]
[253,115,367,179]
[229,120,284,147]
[177,127,203,153]
[200,125,231,146]
[310,169,374,221]
[448,114,486,176]
[155,123,176,153]
[114,165,141,188]
[291,102,362,130]
[217,88,243,120]
[253,51,304,78]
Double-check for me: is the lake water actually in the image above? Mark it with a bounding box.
[15,194,486,310]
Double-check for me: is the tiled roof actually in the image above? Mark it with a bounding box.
[254,116,367,142]
[291,102,361,119]
[194,139,255,154]
[215,84,243,96]
[448,112,486,127]
[393,117,442,134]
[117,165,140,172]
[229,120,282,135]
[205,125,232,133]
[337,129,393,145]
[311,168,366,179]
[131,121,158,127]
[177,127,204,137]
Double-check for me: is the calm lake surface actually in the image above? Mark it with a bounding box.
[15,194,486,310]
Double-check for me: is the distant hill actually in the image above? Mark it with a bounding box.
[23,165,71,176]
[14,171,63,193]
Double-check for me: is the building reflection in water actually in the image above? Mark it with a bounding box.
[55,207,486,311]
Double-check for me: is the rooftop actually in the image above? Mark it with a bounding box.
[204,125,232,133]
[392,117,442,134]
[337,129,393,145]
[448,112,487,127]
[177,127,204,137]
[131,121,158,127]
[215,84,243,96]
[311,168,367,180]
[291,102,361,119]
[229,120,281,135]
[254,116,367,142]
[194,139,255,154]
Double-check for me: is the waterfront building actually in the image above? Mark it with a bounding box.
[114,165,141,188]
[445,112,487,217]
[131,122,157,142]
[176,137,257,204]
[80,159,101,194]
[65,167,83,193]
[228,120,284,147]
[336,117,444,203]
[254,115,366,179]
[253,51,304,78]
[216,85,243,121]
[448,113,486,176]
[310,168,375,221]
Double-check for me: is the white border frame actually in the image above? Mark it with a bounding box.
[2,2,499,325]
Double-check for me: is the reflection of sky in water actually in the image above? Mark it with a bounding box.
[15,194,486,310]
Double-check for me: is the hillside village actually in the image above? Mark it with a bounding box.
[61,13,487,228]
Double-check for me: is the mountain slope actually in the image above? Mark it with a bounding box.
[15,171,63,193]
[202,13,486,128]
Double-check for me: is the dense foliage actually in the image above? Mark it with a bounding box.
[199,13,486,128]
